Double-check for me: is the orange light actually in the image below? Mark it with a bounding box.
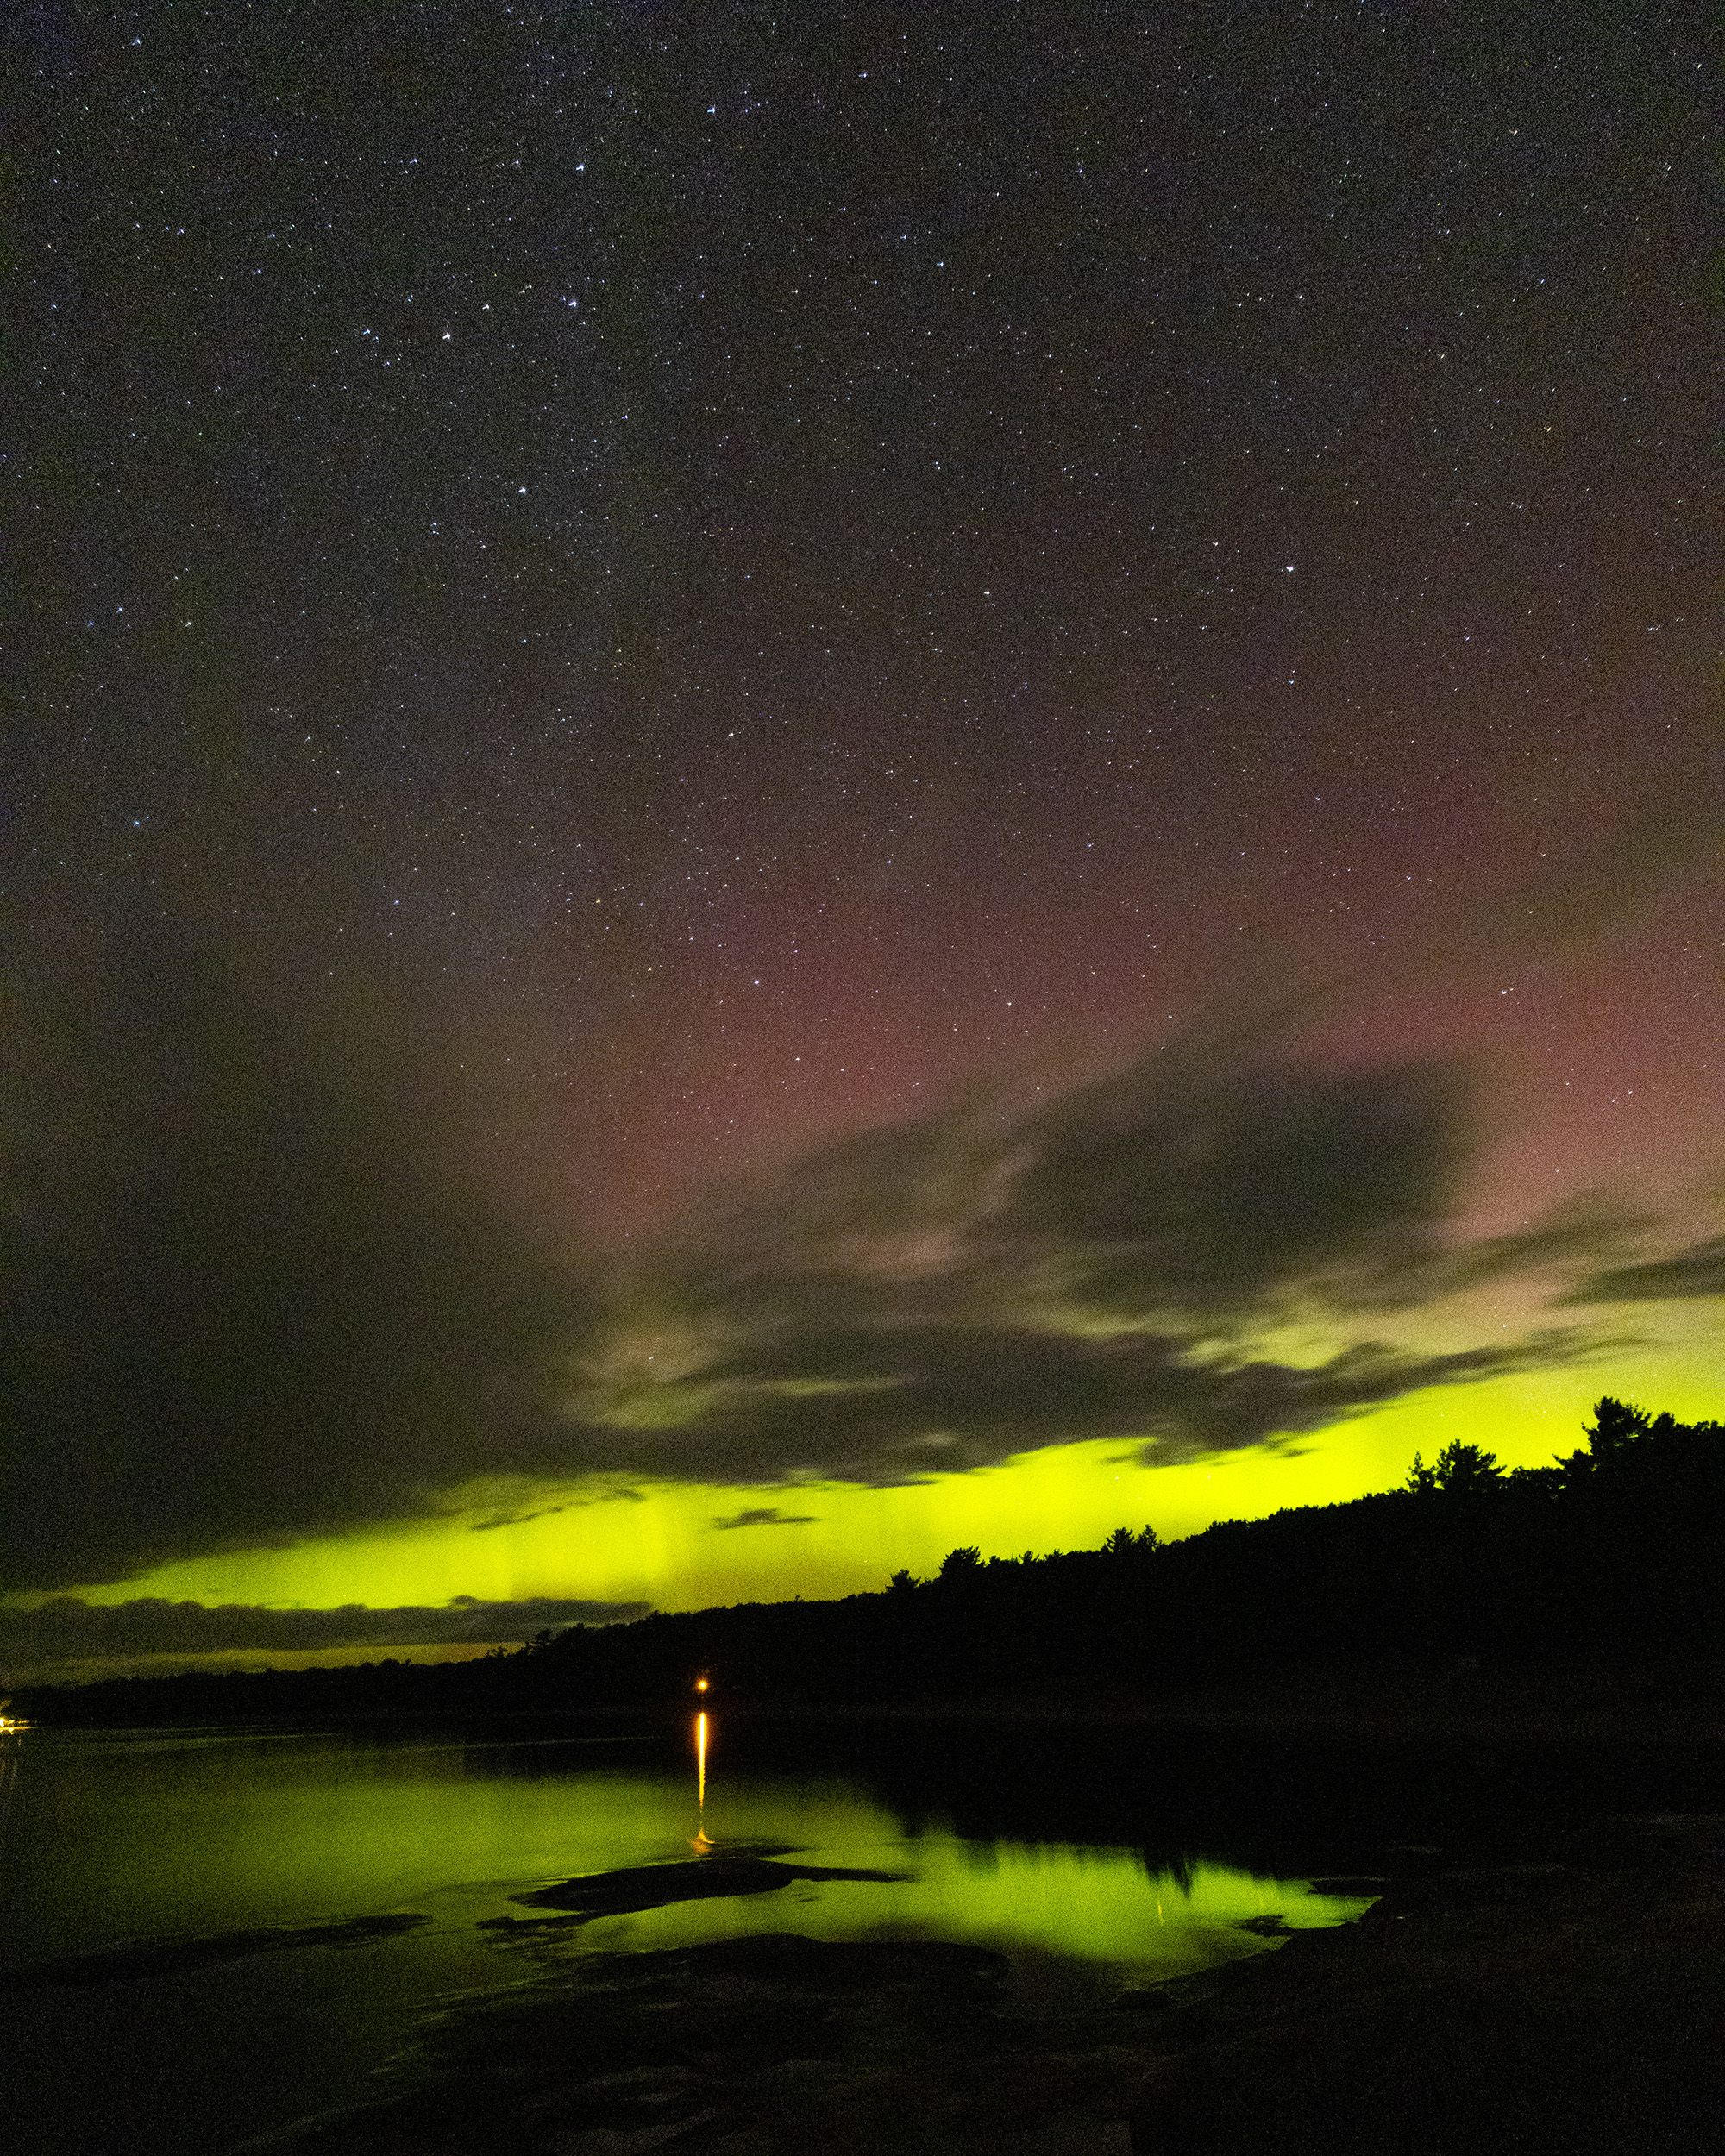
[694,1677,709,1692]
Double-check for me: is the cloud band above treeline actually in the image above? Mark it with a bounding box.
[0,1595,647,1677]
[2,919,1711,1593]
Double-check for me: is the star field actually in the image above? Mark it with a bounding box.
[5,3,1719,1645]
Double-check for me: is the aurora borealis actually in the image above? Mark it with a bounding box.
[5,3,1718,1682]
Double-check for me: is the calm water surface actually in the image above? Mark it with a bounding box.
[0,1719,1371,2153]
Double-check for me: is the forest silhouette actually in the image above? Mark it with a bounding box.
[16,1397,1722,1724]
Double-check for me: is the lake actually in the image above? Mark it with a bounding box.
[0,1714,1376,2153]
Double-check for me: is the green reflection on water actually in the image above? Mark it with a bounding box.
[574,1804,1364,1974]
[1,1722,1377,2156]
[2,1723,1370,1987]
[3,1728,702,1953]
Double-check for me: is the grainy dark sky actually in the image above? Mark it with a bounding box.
[5,2,1719,1641]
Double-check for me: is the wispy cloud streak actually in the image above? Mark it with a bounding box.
[0,1594,646,1681]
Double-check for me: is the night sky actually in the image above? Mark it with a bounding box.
[6,1,1719,1682]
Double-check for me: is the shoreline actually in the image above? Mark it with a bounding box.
[21,1654,1725,1752]
[1116,1809,1725,2153]
[255,1808,1725,2154]
[729,1658,1725,1749]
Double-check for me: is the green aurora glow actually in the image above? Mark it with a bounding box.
[35,1327,1718,1664]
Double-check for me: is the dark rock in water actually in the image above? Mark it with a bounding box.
[0,1911,429,1990]
[512,1854,909,1917]
[475,1909,588,1934]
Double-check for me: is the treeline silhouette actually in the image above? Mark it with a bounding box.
[16,1398,1722,1726]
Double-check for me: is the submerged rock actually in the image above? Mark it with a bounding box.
[0,1911,429,1990]
[511,1855,909,1917]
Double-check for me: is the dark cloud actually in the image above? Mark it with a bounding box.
[0,1595,647,1681]
[1,920,593,1591]
[999,1052,1468,1313]
[1122,1338,1578,1463]
[658,1038,1468,1329]
[710,1507,821,1530]
[0,931,1616,1593]
[577,1325,1576,1489]
[1568,1236,1725,1304]
[1317,1202,1648,1313]
[568,1038,1587,1484]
